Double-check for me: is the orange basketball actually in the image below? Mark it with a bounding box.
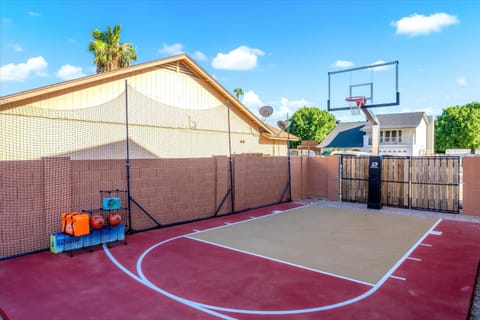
[90,214,105,230]
[107,213,122,226]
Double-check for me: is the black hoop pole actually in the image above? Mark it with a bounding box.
[124,80,132,232]
[287,115,292,201]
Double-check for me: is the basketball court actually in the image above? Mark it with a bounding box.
[1,60,479,319]
[1,201,479,319]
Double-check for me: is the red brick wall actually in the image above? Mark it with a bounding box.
[462,157,480,216]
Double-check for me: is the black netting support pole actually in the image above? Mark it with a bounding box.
[125,80,132,233]
[287,120,292,201]
[227,101,235,213]
[279,117,292,203]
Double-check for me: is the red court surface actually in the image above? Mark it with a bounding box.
[1,203,479,320]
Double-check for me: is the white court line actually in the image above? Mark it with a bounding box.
[178,218,444,315]
[249,216,257,219]
[430,230,442,236]
[407,257,422,262]
[390,275,406,281]
[103,241,236,320]
[104,207,443,317]
[420,243,432,247]
[186,235,374,287]
[190,205,307,236]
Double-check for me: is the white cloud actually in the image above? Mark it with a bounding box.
[7,43,23,52]
[0,56,48,81]
[27,11,41,17]
[392,13,459,36]
[401,106,435,115]
[332,60,353,68]
[277,97,309,120]
[158,43,184,56]
[242,90,263,108]
[370,60,390,71]
[192,51,207,61]
[56,64,85,80]
[212,46,265,70]
[456,77,467,87]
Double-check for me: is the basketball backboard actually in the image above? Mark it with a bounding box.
[327,61,399,111]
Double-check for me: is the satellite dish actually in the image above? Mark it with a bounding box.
[259,105,274,120]
[277,120,290,131]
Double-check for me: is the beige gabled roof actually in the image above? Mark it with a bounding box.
[0,54,289,141]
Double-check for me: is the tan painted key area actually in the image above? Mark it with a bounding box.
[189,206,437,285]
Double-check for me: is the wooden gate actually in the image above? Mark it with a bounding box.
[340,155,461,213]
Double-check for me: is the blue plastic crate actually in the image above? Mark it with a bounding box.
[83,229,102,247]
[63,234,83,251]
[116,224,125,241]
[108,224,124,242]
[50,233,66,254]
[101,226,115,243]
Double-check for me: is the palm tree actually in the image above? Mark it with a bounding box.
[88,24,137,74]
[233,88,244,100]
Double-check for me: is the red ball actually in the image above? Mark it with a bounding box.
[107,213,122,226]
[90,214,105,230]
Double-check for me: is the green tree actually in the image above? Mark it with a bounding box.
[88,24,137,74]
[435,102,480,153]
[289,107,336,148]
[233,88,244,100]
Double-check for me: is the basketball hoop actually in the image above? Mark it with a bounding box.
[346,96,366,116]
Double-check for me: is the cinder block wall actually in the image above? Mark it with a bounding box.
[71,159,126,212]
[0,155,339,259]
[290,157,303,200]
[300,156,339,201]
[233,156,289,211]
[289,156,339,201]
[462,157,480,216]
[0,160,45,257]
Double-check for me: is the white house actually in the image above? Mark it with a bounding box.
[320,112,435,156]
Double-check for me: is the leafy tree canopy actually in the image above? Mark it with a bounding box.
[289,107,336,148]
[435,102,480,153]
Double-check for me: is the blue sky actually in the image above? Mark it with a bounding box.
[1,0,479,124]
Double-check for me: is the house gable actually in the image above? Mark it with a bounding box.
[0,54,283,140]
[362,112,428,131]
[0,55,294,159]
